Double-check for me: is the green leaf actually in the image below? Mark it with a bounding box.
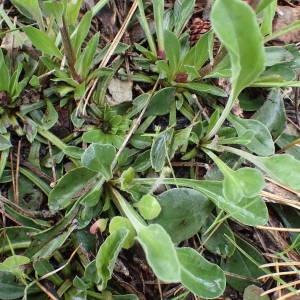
[145,87,175,116]
[0,277,38,299]
[82,129,124,149]
[244,285,270,300]
[0,255,30,275]
[253,89,286,139]
[201,217,236,258]
[65,0,82,25]
[152,188,212,243]
[207,151,265,203]
[75,32,99,79]
[0,49,10,92]
[48,167,98,211]
[177,247,226,298]
[135,194,161,220]
[211,0,264,98]
[41,100,58,130]
[276,133,300,160]
[96,228,129,290]
[43,1,64,26]
[256,0,276,13]
[11,0,44,29]
[137,224,181,282]
[164,30,181,75]
[221,236,266,292]
[71,11,92,56]
[173,0,195,36]
[24,117,37,143]
[150,129,173,171]
[162,179,268,226]
[109,216,136,249]
[23,26,62,58]
[223,168,265,203]
[258,154,300,191]
[228,114,275,156]
[264,46,294,67]
[183,30,213,69]
[81,143,116,180]
[175,82,227,97]
[0,135,12,151]
[32,223,76,259]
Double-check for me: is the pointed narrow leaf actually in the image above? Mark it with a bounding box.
[150,129,173,171]
[11,0,44,29]
[164,30,180,74]
[177,247,226,298]
[0,135,12,151]
[211,0,264,97]
[173,0,195,35]
[176,82,227,97]
[0,50,10,92]
[137,224,180,282]
[71,11,92,54]
[75,32,99,79]
[23,26,62,58]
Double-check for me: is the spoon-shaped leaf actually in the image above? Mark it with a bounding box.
[96,228,129,290]
[136,224,180,282]
[205,150,264,203]
[177,247,226,298]
[211,0,264,98]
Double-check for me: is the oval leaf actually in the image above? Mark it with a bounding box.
[135,194,161,220]
[81,143,116,180]
[177,247,226,298]
[150,129,173,171]
[152,188,213,243]
[163,179,268,226]
[49,167,97,211]
[136,224,180,282]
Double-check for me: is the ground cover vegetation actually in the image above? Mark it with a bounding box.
[0,0,300,299]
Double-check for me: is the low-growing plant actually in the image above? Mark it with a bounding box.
[1,0,300,299]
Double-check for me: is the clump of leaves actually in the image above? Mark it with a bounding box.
[1,0,300,299]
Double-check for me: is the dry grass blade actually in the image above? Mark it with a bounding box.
[256,225,300,232]
[80,0,138,113]
[260,279,300,296]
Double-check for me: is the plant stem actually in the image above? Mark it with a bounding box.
[60,17,82,83]
[205,93,235,140]
[110,187,146,233]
